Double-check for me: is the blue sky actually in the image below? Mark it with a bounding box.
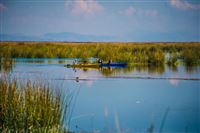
[0,0,199,42]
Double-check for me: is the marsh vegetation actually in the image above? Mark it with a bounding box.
[0,76,69,132]
[0,42,199,66]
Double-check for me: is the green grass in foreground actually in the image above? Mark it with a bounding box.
[0,77,68,132]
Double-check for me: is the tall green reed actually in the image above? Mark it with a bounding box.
[0,76,69,132]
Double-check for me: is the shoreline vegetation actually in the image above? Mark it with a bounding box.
[0,42,200,66]
[0,76,69,132]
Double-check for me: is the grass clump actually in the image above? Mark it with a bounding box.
[0,58,15,72]
[0,77,67,132]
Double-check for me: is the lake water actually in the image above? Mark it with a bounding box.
[1,58,200,133]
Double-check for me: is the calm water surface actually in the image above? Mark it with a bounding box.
[1,58,199,133]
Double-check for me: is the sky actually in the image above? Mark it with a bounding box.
[0,0,199,42]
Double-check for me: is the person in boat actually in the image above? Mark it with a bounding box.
[108,59,112,64]
[98,59,103,64]
[83,60,87,64]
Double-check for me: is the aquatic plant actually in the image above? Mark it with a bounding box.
[0,58,15,72]
[166,52,178,66]
[181,49,200,66]
[0,76,68,132]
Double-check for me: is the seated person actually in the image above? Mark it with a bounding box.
[108,59,112,64]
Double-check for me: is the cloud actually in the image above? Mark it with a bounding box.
[119,6,136,16]
[0,3,7,11]
[119,6,158,17]
[65,0,104,16]
[170,0,200,10]
[138,8,158,16]
[114,111,121,133]
[104,106,108,118]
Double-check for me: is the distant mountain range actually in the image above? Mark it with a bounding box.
[0,32,117,42]
[0,32,198,42]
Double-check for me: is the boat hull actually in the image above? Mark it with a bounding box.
[65,63,127,68]
[100,63,127,67]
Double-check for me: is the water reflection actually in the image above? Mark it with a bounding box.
[185,65,200,74]
[12,58,72,65]
[168,78,180,86]
[167,64,178,72]
[100,67,125,76]
[99,64,198,77]
[133,64,165,75]
[69,79,199,132]
[4,58,199,76]
[74,64,166,76]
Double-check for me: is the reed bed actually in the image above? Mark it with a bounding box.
[0,76,68,132]
[0,42,199,66]
[0,58,15,72]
